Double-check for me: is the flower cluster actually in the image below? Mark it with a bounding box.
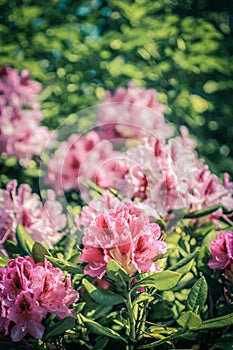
[0,66,53,165]
[44,83,233,227]
[46,131,127,194]
[111,129,233,220]
[46,83,176,195]
[0,256,78,341]
[45,81,233,224]
[97,81,174,140]
[0,69,233,347]
[77,190,158,229]
[79,204,167,278]
[0,180,66,248]
[208,231,233,283]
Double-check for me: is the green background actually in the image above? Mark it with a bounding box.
[0,0,232,176]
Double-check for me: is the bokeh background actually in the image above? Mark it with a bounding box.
[0,0,232,179]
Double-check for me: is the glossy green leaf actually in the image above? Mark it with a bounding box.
[184,205,221,219]
[82,278,124,306]
[16,224,35,256]
[146,326,178,336]
[75,302,86,314]
[132,292,154,306]
[137,329,184,349]
[187,276,208,312]
[45,255,83,274]
[79,314,127,343]
[169,250,198,274]
[196,245,212,274]
[68,252,81,264]
[106,260,130,287]
[3,239,20,257]
[93,336,109,350]
[197,313,233,330]
[131,271,181,292]
[43,316,76,340]
[32,242,51,263]
[0,252,9,267]
[177,311,202,329]
[86,303,113,320]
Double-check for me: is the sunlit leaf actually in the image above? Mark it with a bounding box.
[131,271,181,292]
[45,255,83,274]
[177,311,202,329]
[184,205,221,219]
[78,314,127,342]
[16,224,35,256]
[0,252,9,267]
[169,250,198,274]
[186,276,208,313]
[82,278,124,306]
[106,260,130,287]
[197,313,233,330]
[32,242,51,263]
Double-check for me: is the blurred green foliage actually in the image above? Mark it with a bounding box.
[0,0,232,175]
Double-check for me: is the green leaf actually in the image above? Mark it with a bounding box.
[45,255,83,274]
[43,316,76,340]
[133,292,154,306]
[3,239,21,257]
[86,303,113,320]
[131,271,181,292]
[186,276,208,313]
[169,250,198,274]
[82,278,124,306]
[32,242,51,263]
[177,311,202,329]
[75,302,86,314]
[79,314,127,343]
[16,224,35,256]
[192,221,216,237]
[0,252,9,267]
[106,260,130,287]
[146,326,178,336]
[184,205,220,219]
[68,252,81,264]
[94,336,109,349]
[197,313,233,330]
[196,245,212,275]
[152,300,175,320]
[137,329,184,349]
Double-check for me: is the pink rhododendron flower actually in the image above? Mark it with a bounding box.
[76,191,122,229]
[121,134,193,214]
[79,205,167,278]
[109,128,233,221]
[208,231,233,284]
[8,291,45,342]
[97,82,174,140]
[0,180,66,248]
[0,256,79,342]
[46,131,127,194]
[208,231,233,270]
[76,190,158,230]
[0,66,54,165]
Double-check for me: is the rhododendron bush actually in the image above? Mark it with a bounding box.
[0,68,233,350]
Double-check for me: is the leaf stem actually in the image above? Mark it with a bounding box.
[124,282,136,348]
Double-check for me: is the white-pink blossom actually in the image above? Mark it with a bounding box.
[79,204,167,278]
[0,180,66,248]
[0,66,53,165]
[97,81,174,141]
[46,131,128,194]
